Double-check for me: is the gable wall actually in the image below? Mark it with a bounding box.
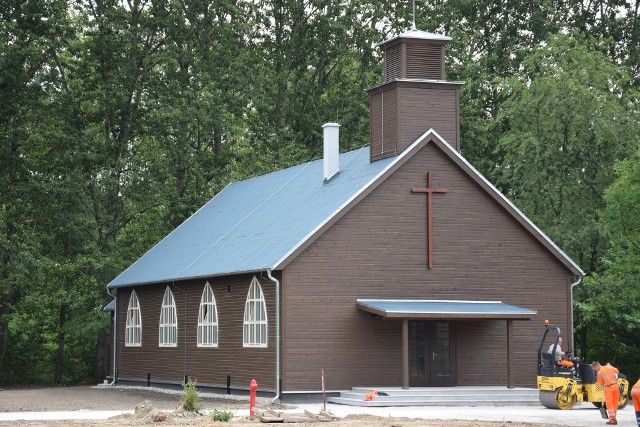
[281,142,571,391]
[115,272,277,391]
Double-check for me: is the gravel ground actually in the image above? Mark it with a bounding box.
[0,385,248,412]
[0,384,635,427]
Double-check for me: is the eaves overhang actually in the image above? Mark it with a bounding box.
[357,299,537,320]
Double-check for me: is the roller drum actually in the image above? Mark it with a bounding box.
[539,390,577,410]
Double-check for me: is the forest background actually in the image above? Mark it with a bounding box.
[1,0,639,386]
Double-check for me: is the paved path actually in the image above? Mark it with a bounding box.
[1,401,636,425]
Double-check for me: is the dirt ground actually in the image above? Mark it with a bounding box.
[0,385,571,427]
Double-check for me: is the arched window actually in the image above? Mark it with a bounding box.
[159,286,178,347]
[243,276,267,347]
[197,282,218,347]
[125,290,142,347]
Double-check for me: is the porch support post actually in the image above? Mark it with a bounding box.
[402,318,409,389]
[507,320,514,388]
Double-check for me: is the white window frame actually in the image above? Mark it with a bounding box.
[125,290,142,347]
[197,282,219,347]
[243,276,268,348]
[159,286,178,347]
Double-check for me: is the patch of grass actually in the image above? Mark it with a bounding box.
[211,408,234,421]
[182,378,200,412]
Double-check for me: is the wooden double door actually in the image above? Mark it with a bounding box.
[409,320,456,387]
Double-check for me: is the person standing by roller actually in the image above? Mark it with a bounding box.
[592,361,620,425]
[632,378,640,427]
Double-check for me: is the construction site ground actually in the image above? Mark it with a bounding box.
[0,385,637,426]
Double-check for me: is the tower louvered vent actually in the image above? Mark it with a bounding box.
[406,44,442,79]
[384,44,402,81]
[368,29,463,160]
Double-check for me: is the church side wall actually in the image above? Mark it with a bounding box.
[281,142,571,392]
[115,272,277,391]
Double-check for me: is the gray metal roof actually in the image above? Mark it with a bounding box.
[377,29,452,47]
[103,299,115,312]
[108,147,395,288]
[107,128,583,289]
[367,79,465,91]
[356,299,537,320]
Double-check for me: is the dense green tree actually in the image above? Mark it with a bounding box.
[566,0,640,79]
[0,0,75,382]
[2,0,640,386]
[494,35,638,273]
[576,150,640,379]
[492,35,640,372]
[144,0,251,228]
[244,0,388,174]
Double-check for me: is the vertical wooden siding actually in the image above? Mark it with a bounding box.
[281,142,570,391]
[370,81,460,162]
[369,89,398,161]
[116,273,278,391]
[397,85,459,152]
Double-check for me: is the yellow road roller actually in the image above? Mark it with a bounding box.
[536,322,629,410]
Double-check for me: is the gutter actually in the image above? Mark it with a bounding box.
[569,275,583,351]
[106,287,117,386]
[267,269,280,403]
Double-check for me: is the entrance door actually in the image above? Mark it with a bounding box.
[409,321,456,387]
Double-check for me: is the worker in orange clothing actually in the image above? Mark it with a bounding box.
[592,361,620,425]
[364,390,378,401]
[632,378,640,427]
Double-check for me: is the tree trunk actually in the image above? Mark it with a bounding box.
[0,305,9,383]
[214,125,222,155]
[93,326,110,380]
[54,303,66,384]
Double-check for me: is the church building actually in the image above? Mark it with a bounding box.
[106,29,583,400]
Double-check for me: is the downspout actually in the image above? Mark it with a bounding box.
[569,275,582,352]
[267,268,280,403]
[106,287,117,386]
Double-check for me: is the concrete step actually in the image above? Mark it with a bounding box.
[343,387,538,399]
[338,392,534,402]
[328,387,540,407]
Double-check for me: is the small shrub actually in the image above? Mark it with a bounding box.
[182,378,200,412]
[211,409,234,421]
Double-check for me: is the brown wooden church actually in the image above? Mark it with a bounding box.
[105,29,583,399]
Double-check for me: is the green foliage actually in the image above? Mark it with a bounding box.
[601,151,640,269]
[494,35,639,273]
[182,378,200,412]
[574,149,640,381]
[211,409,234,422]
[1,0,640,387]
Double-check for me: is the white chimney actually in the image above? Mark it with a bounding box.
[323,122,340,181]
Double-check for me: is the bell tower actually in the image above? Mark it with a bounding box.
[368,30,463,161]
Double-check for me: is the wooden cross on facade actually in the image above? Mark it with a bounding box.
[411,171,448,269]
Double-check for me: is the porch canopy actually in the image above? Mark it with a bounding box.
[356,299,536,320]
[102,299,115,312]
[356,299,537,389]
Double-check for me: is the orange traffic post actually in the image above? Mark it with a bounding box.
[249,379,258,416]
